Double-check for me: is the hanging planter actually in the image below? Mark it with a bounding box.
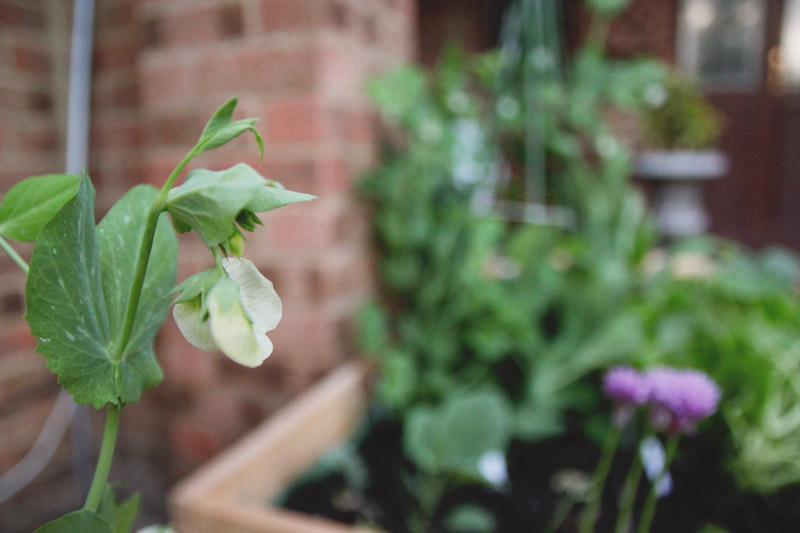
[169,361,373,533]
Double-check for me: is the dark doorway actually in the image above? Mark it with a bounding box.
[677,0,800,248]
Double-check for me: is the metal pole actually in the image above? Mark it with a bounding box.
[66,0,96,500]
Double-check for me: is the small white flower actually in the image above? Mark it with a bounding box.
[173,257,282,367]
[639,436,672,497]
[477,450,508,487]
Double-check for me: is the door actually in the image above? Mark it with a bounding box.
[677,0,800,249]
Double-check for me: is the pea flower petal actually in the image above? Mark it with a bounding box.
[172,257,282,367]
[221,257,282,332]
[172,297,217,351]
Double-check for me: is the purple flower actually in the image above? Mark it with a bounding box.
[603,367,650,405]
[646,367,720,434]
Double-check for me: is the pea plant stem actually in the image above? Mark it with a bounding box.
[83,145,199,511]
[112,145,197,361]
[0,235,29,273]
[83,404,120,511]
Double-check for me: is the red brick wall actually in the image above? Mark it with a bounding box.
[0,2,75,530]
[0,0,415,529]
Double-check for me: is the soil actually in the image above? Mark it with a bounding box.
[279,408,800,533]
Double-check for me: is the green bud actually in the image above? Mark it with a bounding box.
[228,232,244,257]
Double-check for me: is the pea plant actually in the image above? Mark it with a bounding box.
[0,98,314,532]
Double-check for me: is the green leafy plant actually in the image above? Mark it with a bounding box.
[633,239,800,494]
[642,73,724,150]
[356,4,667,525]
[0,97,314,531]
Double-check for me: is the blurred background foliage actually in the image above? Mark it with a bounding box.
[303,0,800,529]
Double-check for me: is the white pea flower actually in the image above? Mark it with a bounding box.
[173,257,282,367]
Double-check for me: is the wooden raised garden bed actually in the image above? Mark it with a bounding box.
[169,360,372,533]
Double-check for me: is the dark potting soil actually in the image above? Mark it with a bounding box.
[278,409,800,533]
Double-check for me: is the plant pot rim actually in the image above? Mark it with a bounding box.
[635,149,728,181]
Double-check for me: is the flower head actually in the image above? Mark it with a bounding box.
[603,367,650,405]
[646,367,720,434]
[173,257,282,367]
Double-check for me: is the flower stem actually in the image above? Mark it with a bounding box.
[83,404,120,512]
[614,445,644,533]
[578,424,622,533]
[0,235,28,273]
[112,204,162,359]
[112,146,198,361]
[636,434,680,533]
[161,146,199,194]
[88,144,199,511]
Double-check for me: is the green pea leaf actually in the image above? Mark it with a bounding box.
[403,391,512,476]
[442,504,497,533]
[166,163,266,246]
[245,182,316,213]
[34,509,113,533]
[0,173,81,241]
[196,97,263,157]
[98,185,177,404]
[98,485,140,533]
[26,177,178,408]
[25,176,114,407]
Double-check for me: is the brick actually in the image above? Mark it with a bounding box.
[169,419,222,467]
[160,322,220,386]
[92,81,138,109]
[310,252,372,303]
[0,326,36,353]
[94,40,138,72]
[0,352,49,404]
[90,122,140,150]
[139,59,190,104]
[259,360,323,396]
[262,158,316,193]
[198,45,316,95]
[145,8,220,48]
[0,395,54,470]
[315,157,351,194]
[318,44,367,96]
[268,308,345,367]
[18,126,59,151]
[336,106,375,144]
[269,261,313,302]
[265,96,325,144]
[362,12,378,45]
[218,2,245,39]
[96,2,136,30]
[261,0,319,34]
[143,112,208,147]
[0,286,24,315]
[160,347,220,388]
[13,45,50,73]
[0,2,45,29]
[27,91,53,113]
[267,204,336,249]
[327,0,349,31]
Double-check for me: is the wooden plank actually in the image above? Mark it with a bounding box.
[170,360,372,533]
